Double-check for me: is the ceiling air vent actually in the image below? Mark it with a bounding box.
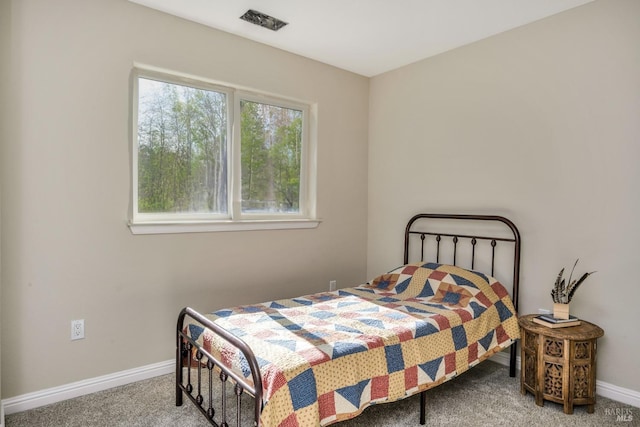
[240,9,288,32]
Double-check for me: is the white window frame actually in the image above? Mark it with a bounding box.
[128,65,319,234]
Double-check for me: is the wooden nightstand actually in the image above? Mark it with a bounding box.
[518,314,604,414]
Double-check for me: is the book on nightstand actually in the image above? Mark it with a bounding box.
[532,314,581,328]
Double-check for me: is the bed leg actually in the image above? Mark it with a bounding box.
[176,386,183,406]
[176,344,184,406]
[176,328,186,407]
[509,344,517,377]
[419,391,426,425]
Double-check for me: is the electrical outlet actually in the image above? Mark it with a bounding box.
[329,280,337,291]
[71,319,85,340]
[538,308,552,315]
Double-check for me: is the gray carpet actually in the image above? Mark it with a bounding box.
[6,361,638,426]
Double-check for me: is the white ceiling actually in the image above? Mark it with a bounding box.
[129,0,593,77]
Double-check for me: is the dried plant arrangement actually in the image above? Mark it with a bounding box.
[551,259,596,304]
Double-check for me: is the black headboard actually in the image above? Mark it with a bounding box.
[403,213,521,313]
[403,213,521,377]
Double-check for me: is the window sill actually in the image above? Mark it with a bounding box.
[128,219,321,235]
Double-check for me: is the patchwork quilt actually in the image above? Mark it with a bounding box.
[186,262,520,427]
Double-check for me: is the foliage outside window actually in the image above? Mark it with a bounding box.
[240,99,302,214]
[130,67,316,233]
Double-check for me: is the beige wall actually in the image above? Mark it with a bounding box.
[368,0,640,392]
[0,0,12,413]
[0,0,369,397]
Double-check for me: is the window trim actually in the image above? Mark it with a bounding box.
[129,64,318,234]
[128,218,320,235]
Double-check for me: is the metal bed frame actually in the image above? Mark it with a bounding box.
[176,213,521,426]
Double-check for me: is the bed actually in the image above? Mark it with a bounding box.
[176,213,522,426]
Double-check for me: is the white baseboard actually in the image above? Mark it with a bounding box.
[1,359,174,416]
[596,380,640,408]
[490,351,640,408]
[2,352,639,417]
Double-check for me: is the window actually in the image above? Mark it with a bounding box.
[129,67,317,234]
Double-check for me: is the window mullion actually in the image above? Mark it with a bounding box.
[298,106,310,218]
[230,91,242,220]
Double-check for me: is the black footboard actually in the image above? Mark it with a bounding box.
[176,307,263,427]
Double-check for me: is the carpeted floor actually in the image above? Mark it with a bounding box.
[5,361,638,426]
